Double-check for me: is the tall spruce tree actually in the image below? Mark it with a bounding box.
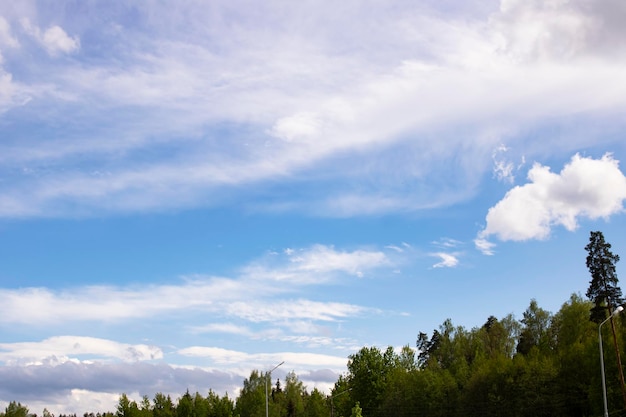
[585,230,626,410]
[585,230,623,322]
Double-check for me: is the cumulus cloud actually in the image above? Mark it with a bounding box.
[477,153,626,245]
[491,0,626,61]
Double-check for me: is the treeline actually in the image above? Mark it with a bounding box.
[2,295,625,417]
[2,231,625,417]
[332,295,621,417]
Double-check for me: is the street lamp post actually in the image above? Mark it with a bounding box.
[265,361,284,417]
[600,305,624,417]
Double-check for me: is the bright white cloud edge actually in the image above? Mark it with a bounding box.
[476,153,626,253]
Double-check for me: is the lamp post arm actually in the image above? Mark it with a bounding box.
[265,361,284,417]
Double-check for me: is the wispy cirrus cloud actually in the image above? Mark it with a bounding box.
[189,322,359,351]
[178,346,347,371]
[0,245,393,327]
[242,244,390,283]
[0,1,625,218]
[430,252,460,269]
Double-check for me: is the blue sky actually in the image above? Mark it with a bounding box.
[2,0,626,413]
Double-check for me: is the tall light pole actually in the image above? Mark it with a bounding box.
[265,361,284,417]
[600,305,624,417]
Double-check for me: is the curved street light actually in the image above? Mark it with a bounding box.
[600,305,624,417]
[265,361,284,417]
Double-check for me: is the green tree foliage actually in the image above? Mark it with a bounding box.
[4,402,29,417]
[516,299,553,355]
[282,372,305,417]
[176,391,193,417]
[330,375,352,417]
[586,230,623,322]
[476,314,519,361]
[117,394,140,417]
[585,230,626,411]
[551,294,596,417]
[303,388,328,417]
[397,344,416,371]
[153,393,175,417]
[234,370,267,417]
[346,346,391,416]
[349,402,362,417]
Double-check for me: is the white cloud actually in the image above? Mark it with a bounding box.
[0,244,391,327]
[189,323,253,337]
[178,346,346,370]
[21,19,79,56]
[0,336,162,365]
[224,299,367,323]
[0,1,623,218]
[0,279,361,326]
[4,389,121,417]
[478,153,626,242]
[432,238,462,249]
[0,15,31,114]
[491,0,626,62]
[0,362,241,415]
[0,16,19,48]
[0,2,624,221]
[492,144,517,183]
[474,238,496,256]
[42,25,79,55]
[242,244,390,284]
[491,0,597,61]
[430,252,460,268]
[270,112,322,143]
[385,244,405,253]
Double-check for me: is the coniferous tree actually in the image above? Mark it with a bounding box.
[586,231,623,322]
[585,230,626,410]
[4,402,29,417]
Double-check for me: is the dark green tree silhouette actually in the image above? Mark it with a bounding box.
[585,230,626,410]
[586,231,623,322]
